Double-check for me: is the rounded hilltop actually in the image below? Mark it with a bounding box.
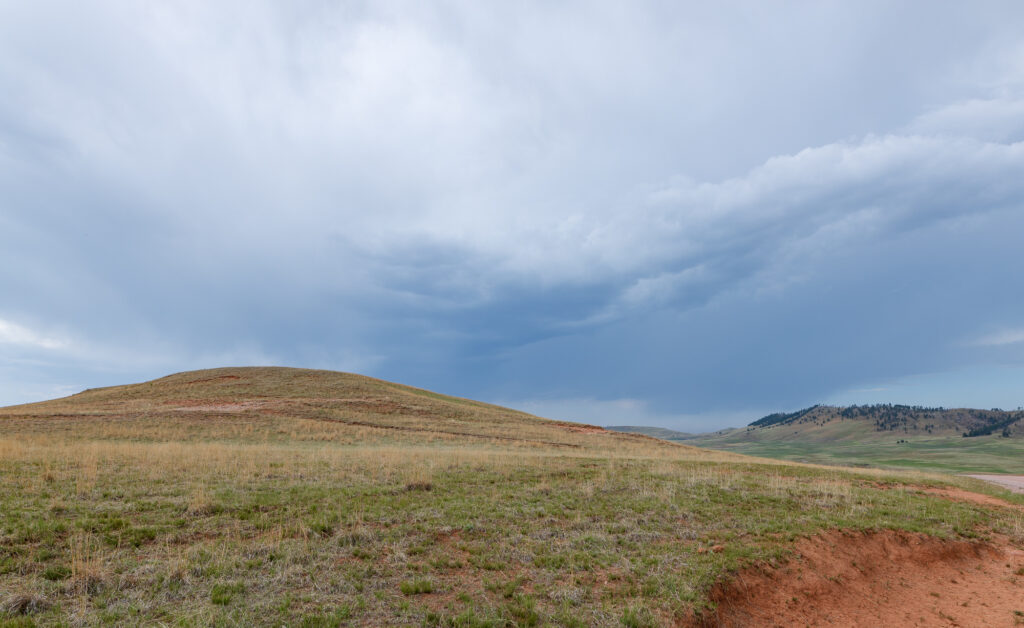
[0,366,721,459]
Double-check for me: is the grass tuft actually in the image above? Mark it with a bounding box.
[399,579,435,595]
[210,582,244,605]
[1,594,49,616]
[40,565,70,581]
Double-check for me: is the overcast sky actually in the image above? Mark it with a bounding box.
[3,1,1024,430]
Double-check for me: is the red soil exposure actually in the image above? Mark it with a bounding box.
[169,400,276,412]
[185,375,242,384]
[562,424,606,434]
[692,530,1024,628]
[920,487,1024,511]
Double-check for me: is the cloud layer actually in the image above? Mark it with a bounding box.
[2,2,1024,425]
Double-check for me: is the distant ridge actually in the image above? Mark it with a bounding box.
[681,403,1024,473]
[747,403,1024,438]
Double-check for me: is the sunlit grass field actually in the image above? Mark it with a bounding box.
[2,368,1022,626]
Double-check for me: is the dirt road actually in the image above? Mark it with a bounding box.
[966,474,1024,494]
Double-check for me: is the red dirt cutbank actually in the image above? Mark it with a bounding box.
[689,529,1024,628]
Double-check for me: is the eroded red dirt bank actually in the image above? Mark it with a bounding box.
[691,529,1024,627]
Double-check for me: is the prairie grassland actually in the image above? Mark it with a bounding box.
[686,433,1024,474]
[683,411,1024,474]
[1,368,1022,627]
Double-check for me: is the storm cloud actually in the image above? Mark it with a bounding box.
[3,1,1024,429]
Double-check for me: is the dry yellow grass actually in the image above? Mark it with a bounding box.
[1,367,1021,627]
[0,366,749,462]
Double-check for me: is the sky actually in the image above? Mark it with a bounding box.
[2,1,1024,431]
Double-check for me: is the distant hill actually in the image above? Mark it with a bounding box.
[685,403,1024,474]
[606,425,695,440]
[748,404,1024,437]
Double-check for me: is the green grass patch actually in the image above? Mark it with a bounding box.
[399,578,435,595]
[210,582,245,605]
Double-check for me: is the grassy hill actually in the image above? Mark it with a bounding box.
[0,366,686,457]
[1,369,1022,626]
[682,404,1024,474]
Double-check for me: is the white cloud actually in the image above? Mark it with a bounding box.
[555,134,1024,321]
[3,2,1024,418]
[4,3,1023,309]
[908,97,1024,143]
[973,328,1024,347]
[0,318,68,350]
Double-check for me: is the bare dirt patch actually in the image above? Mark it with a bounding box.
[551,422,605,434]
[169,400,275,413]
[692,530,1024,628]
[921,486,1023,510]
[867,481,1022,510]
[185,375,242,385]
[967,474,1024,495]
[563,425,605,434]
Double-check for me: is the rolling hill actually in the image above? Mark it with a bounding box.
[2,369,1023,626]
[0,366,696,457]
[623,404,1024,474]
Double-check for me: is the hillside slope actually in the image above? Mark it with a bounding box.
[684,404,1024,473]
[750,404,1024,437]
[2,370,1022,626]
[0,366,713,459]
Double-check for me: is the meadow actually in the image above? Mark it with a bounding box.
[683,417,1024,474]
[1,368,1022,626]
[681,433,1024,474]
